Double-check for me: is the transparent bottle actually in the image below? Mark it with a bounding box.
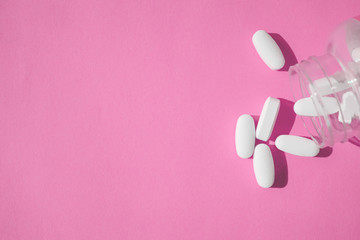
[289,16,360,148]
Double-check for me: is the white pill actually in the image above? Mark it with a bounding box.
[275,135,320,157]
[253,144,275,188]
[311,76,350,96]
[252,30,285,70]
[352,47,360,62]
[338,91,360,124]
[235,114,255,158]
[294,97,339,117]
[256,97,280,141]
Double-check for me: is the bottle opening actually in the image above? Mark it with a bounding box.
[289,54,360,148]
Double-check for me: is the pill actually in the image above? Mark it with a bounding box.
[311,76,350,96]
[294,97,339,117]
[253,144,275,188]
[338,91,360,124]
[252,30,285,70]
[352,47,360,62]
[256,97,280,141]
[275,135,320,157]
[235,114,255,158]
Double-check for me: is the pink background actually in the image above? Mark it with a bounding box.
[0,0,360,239]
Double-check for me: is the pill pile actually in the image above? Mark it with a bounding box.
[235,30,322,188]
[235,98,320,188]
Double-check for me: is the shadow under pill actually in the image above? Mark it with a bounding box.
[316,147,333,157]
[300,136,334,158]
[349,136,360,148]
[269,98,296,142]
[269,33,298,71]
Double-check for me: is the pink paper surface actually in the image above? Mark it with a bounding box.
[1,0,360,239]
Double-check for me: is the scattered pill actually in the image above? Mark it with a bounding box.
[252,30,285,70]
[338,91,360,124]
[294,97,339,117]
[275,135,320,157]
[235,114,255,158]
[253,144,275,188]
[256,97,280,141]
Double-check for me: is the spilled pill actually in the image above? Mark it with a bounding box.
[256,97,280,141]
[253,144,275,188]
[338,91,360,124]
[235,114,255,158]
[252,30,285,70]
[294,97,339,117]
[275,135,320,157]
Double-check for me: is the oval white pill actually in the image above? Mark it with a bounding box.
[235,114,255,159]
[253,144,275,188]
[256,97,280,141]
[275,135,320,157]
[294,97,339,117]
[252,30,285,70]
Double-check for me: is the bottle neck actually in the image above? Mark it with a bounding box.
[289,54,360,148]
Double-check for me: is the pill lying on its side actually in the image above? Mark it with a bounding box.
[275,135,320,157]
[252,30,285,70]
[294,97,339,117]
[235,114,255,158]
[311,76,350,96]
[253,144,275,188]
[256,97,280,141]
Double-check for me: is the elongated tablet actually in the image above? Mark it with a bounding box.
[235,114,255,158]
[253,144,274,188]
[252,30,285,70]
[294,97,339,117]
[256,97,280,141]
[311,77,350,96]
[275,135,320,157]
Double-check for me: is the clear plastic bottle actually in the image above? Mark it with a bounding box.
[289,16,360,148]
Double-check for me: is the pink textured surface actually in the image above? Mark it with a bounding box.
[0,0,360,239]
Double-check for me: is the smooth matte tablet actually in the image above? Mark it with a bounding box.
[275,135,320,157]
[256,97,280,141]
[252,30,285,70]
[235,114,255,158]
[253,144,275,188]
[294,97,339,117]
